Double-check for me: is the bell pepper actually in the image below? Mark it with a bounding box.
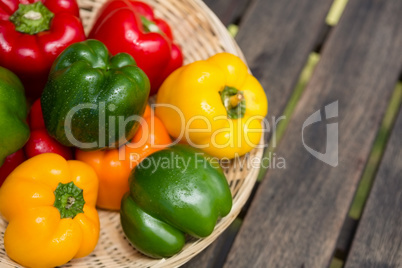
[120,144,232,258]
[88,0,183,95]
[0,153,100,268]
[0,0,86,100]
[0,66,29,166]
[156,52,268,159]
[76,105,172,210]
[0,149,25,186]
[41,39,150,150]
[24,99,73,159]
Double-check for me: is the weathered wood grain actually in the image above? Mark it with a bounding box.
[223,0,402,266]
[203,0,252,26]
[184,0,334,266]
[235,0,334,119]
[345,107,402,268]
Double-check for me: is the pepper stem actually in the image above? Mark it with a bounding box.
[220,86,246,119]
[9,2,54,35]
[229,93,244,108]
[53,182,85,219]
[140,15,164,35]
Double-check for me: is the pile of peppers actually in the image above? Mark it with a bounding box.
[76,105,172,210]
[0,0,269,266]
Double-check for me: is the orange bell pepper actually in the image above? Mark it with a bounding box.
[76,106,172,210]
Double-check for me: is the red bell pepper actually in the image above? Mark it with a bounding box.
[24,99,73,159]
[0,0,86,100]
[0,149,25,186]
[88,0,183,95]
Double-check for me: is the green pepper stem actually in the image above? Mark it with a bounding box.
[9,2,54,35]
[140,15,164,35]
[220,86,246,119]
[53,182,85,219]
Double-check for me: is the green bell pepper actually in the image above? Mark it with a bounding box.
[41,39,150,150]
[0,67,29,166]
[120,145,233,258]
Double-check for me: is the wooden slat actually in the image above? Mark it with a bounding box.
[345,107,402,268]
[223,0,402,267]
[203,0,252,26]
[184,0,334,266]
[235,0,334,119]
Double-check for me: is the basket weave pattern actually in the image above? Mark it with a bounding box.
[0,0,264,267]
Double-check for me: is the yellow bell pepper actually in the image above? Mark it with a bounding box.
[156,52,268,159]
[0,153,100,268]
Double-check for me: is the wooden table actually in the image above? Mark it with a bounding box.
[184,0,402,267]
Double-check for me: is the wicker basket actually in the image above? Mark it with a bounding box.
[0,0,265,267]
